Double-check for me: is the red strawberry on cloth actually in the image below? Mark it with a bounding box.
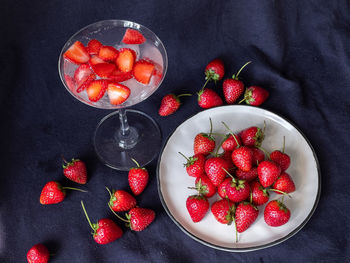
[27,243,49,263]
[128,159,149,195]
[240,86,269,106]
[62,157,87,184]
[106,187,136,212]
[159,93,191,116]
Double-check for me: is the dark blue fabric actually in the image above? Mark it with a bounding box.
[1,0,350,262]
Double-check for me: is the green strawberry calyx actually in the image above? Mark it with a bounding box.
[276,200,289,213]
[205,69,220,82]
[62,157,80,169]
[195,179,209,195]
[130,158,147,171]
[178,152,198,167]
[238,88,254,104]
[225,201,236,225]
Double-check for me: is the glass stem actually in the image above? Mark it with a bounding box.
[119,108,130,137]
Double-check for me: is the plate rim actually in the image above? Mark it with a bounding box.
[156,105,321,252]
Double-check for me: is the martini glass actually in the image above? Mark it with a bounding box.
[58,20,168,170]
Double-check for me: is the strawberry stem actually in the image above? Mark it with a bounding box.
[62,187,87,193]
[61,155,68,165]
[269,188,292,198]
[282,136,286,153]
[200,78,211,93]
[257,146,270,160]
[131,158,140,168]
[108,204,129,223]
[178,152,190,162]
[222,168,236,182]
[209,118,213,137]
[105,186,113,199]
[238,96,246,104]
[210,133,226,136]
[234,61,251,79]
[80,200,95,231]
[177,94,192,98]
[233,218,238,243]
[221,122,240,147]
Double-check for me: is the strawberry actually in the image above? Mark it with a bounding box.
[211,199,235,224]
[39,181,65,204]
[222,61,251,104]
[194,174,217,198]
[81,201,123,244]
[193,118,216,156]
[89,55,105,66]
[127,207,155,231]
[220,150,235,171]
[116,48,136,73]
[205,156,230,186]
[235,202,259,233]
[204,58,225,82]
[40,181,86,205]
[64,41,90,64]
[197,88,223,109]
[231,146,254,172]
[27,244,49,263]
[87,39,102,55]
[64,74,75,91]
[74,64,94,88]
[179,152,206,177]
[122,28,146,44]
[106,187,136,212]
[62,157,87,184]
[108,69,133,82]
[239,126,264,147]
[76,74,96,93]
[250,147,265,165]
[92,62,117,78]
[186,195,209,223]
[98,46,119,61]
[218,177,231,199]
[269,137,290,171]
[133,59,155,84]
[86,79,108,102]
[225,177,250,203]
[158,93,191,116]
[128,159,149,195]
[240,86,269,106]
[222,133,241,152]
[236,167,258,182]
[250,180,269,206]
[272,172,296,194]
[107,83,131,105]
[264,200,291,227]
[258,160,281,188]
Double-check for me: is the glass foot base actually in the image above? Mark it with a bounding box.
[93,109,162,171]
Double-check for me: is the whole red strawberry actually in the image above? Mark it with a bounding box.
[39,181,86,205]
[197,88,223,109]
[193,118,216,156]
[222,61,251,104]
[205,157,230,186]
[270,150,290,172]
[211,199,235,224]
[239,126,264,147]
[81,201,123,244]
[186,195,209,223]
[235,202,259,233]
[272,172,296,194]
[264,200,291,227]
[232,146,254,172]
[250,180,269,206]
[220,150,235,171]
[27,243,49,263]
[158,93,191,116]
[128,159,149,195]
[218,177,230,199]
[240,86,269,106]
[222,133,241,152]
[204,58,225,82]
[194,174,217,198]
[127,207,156,231]
[257,160,281,188]
[250,147,265,165]
[106,187,136,212]
[179,152,206,177]
[62,157,87,184]
[236,167,258,182]
[226,177,250,203]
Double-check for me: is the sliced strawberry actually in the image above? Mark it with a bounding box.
[77,74,96,93]
[133,59,155,84]
[74,64,94,87]
[116,48,136,73]
[122,29,146,44]
[64,41,90,64]
[107,83,131,105]
[92,63,117,78]
[98,46,119,61]
[64,74,76,91]
[86,80,108,102]
[89,55,105,66]
[108,69,133,82]
[87,39,102,55]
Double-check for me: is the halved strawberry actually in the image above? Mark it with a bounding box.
[116,48,136,73]
[77,74,96,93]
[92,63,117,78]
[74,64,94,87]
[108,69,133,83]
[89,55,105,66]
[86,80,108,102]
[107,83,131,105]
[87,39,102,55]
[133,59,155,84]
[98,46,119,61]
[64,74,76,91]
[122,29,146,44]
[64,41,90,64]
